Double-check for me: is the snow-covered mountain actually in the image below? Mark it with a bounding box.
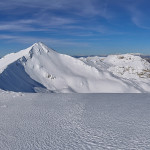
[0,42,150,93]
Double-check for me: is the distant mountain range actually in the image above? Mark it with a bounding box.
[0,42,150,93]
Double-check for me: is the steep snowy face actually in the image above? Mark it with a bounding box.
[0,42,54,73]
[0,46,30,73]
[104,54,150,79]
[23,44,138,93]
[0,43,51,93]
[0,43,147,93]
[28,42,57,56]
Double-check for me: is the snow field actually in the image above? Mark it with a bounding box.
[0,93,150,149]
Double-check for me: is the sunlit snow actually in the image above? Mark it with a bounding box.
[0,91,150,149]
[0,42,150,93]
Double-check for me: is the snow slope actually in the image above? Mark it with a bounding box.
[0,42,139,93]
[80,54,150,93]
[0,92,150,150]
[80,54,150,79]
[0,43,150,93]
[104,54,150,79]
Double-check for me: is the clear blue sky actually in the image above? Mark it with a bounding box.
[0,0,150,56]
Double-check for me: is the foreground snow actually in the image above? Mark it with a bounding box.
[0,92,150,149]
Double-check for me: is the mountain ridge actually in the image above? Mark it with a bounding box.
[0,42,150,93]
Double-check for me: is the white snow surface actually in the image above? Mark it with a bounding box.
[104,54,150,79]
[80,54,150,93]
[0,42,150,93]
[0,92,150,150]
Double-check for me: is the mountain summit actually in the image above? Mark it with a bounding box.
[29,42,57,54]
[0,43,150,93]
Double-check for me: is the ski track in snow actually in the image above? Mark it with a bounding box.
[0,93,150,150]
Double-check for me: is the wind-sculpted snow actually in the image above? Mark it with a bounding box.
[0,93,150,149]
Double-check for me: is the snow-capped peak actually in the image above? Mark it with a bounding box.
[1,43,150,93]
[0,42,57,73]
[30,42,56,54]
